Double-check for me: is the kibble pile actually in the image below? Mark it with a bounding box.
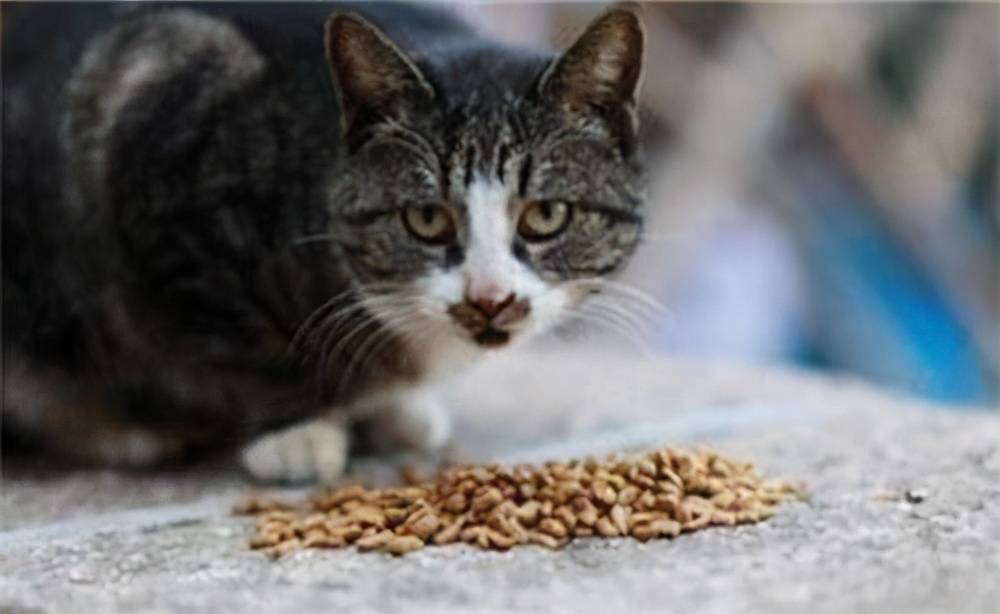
[236,447,802,558]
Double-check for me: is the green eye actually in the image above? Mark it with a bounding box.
[402,204,456,244]
[517,200,572,241]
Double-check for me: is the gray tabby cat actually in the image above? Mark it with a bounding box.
[2,3,648,482]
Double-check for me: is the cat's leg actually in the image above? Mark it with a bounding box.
[4,359,191,467]
[240,413,351,484]
[361,387,453,455]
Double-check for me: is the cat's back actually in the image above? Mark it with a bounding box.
[2,2,481,355]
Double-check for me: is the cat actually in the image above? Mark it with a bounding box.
[2,2,650,483]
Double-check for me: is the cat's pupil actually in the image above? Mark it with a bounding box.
[422,207,435,225]
[539,203,552,220]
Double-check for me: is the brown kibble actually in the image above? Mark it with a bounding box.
[444,492,468,514]
[313,485,366,510]
[631,523,657,542]
[540,500,554,517]
[472,487,504,513]
[355,530,395,551]
[538,518,568,539]
[249,533,280,549]
[527,530,561,549]
[617,486,641,506]
[486,529,517,550]
[433,515,466,545]
[268,538,302,558]
[329,524,363,542]
[233,496,297,516]
[592,481,617,507]
[516,501,542,526]
[595,516,620,537]
[350,505,386,527]
[572,497,599,527]
[260,510,297,524]
[553,505,577,530]
[682,511,713,532]
[242,446,799,557]
[405,512,442,540]
[383,535,425,556]
[303,533,346,549]
[660,467,684,488]
[650,518,682,538]
[460,525,486,544]
[609,504,629,535]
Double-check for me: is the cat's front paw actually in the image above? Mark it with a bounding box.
[366,389,452,454]
[240,417,349,484]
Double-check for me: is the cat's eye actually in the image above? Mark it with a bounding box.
[517,200,572,241]
[402,204,456,244]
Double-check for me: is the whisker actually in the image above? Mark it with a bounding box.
[560,309,655,357]
[333,304,424,396]
[290,233,337,247]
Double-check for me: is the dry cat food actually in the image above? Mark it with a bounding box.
[235,447,803,558]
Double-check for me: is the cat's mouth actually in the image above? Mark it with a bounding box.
[447,298,531,349]
[473,327,511,348]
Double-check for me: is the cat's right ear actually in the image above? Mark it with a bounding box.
[325,13,435,134]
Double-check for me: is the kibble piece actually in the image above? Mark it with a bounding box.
[650,519,682,538]
[355,530,395,551]
[574,526,595,538]
[383,535,425,556]
[444,492,468,513]
[404,512,442,540]
[314,485,366,510]
[269,538,302,558]
[609,504,629,535]
[472,487,504,513]
[538,518,568,539]
[527,530,561,549]
[461,526,486,544]
[553,505,577,530]
[617,486,641,506]
[631,523,657,542]
[350,505,386,526]
[433,518,465,545]
[592,481,618,506]
[595,516,620,537]
[233,496,297,516]
[329,524,363,542]
[516,501,542,526]
[486,529,517,550]
[249,533,280,549]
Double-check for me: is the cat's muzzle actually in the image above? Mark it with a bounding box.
[447,294,531,348]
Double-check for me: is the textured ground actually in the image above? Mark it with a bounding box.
[2,348,998,614]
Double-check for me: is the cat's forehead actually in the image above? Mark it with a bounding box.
[441,100,536,199]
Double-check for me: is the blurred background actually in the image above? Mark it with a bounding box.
[460,2,999,407]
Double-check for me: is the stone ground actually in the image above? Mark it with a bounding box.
[2,348,999,613]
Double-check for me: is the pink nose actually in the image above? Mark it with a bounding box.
[466,292,514,318]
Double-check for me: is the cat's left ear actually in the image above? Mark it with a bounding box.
[326,13,435,134]
[538,6,645,135]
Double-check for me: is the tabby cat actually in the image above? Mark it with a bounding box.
[2,2,649,482]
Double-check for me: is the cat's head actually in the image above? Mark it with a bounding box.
[324,7,646,355]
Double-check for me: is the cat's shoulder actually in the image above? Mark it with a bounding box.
[64,8,268,202]
[67,8,266,132]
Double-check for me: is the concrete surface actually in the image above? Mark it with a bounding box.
[2,348,999,613]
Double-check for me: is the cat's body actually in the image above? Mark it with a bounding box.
[3,2,649,481]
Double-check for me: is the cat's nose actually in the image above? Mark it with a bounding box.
[467,292,515,318]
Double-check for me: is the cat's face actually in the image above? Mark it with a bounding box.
[325,8,645,355]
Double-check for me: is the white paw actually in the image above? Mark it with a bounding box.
[240,418,349,484]
[370,389,452,454]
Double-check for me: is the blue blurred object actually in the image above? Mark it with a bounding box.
[784,143,989,405]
